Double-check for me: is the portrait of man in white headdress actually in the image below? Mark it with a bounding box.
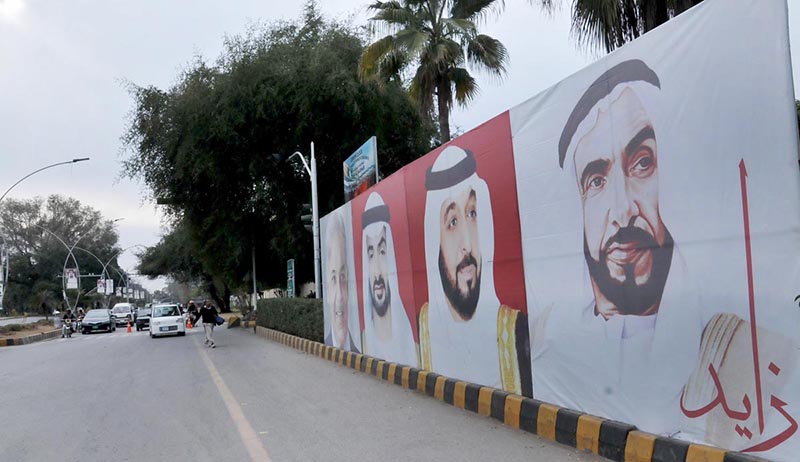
[549,58,793,442]
[323,209,360,353]
[361,192,417,367]
[418,145,530,396]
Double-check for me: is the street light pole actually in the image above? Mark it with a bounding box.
[251,245,257,309]
[288,142,321,299]
[0,157,90,311]
[0,158,90,204]
[310,143,321,299]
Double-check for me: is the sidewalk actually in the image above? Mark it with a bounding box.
[214,327,599,462]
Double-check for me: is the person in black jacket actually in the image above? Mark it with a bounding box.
[198,300,218,348]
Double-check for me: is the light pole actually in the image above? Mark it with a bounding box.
[0,157,90,311]
[32,223,78,308]
[287,142,320,299]
[0,158,90,204]
[101,244,146,304]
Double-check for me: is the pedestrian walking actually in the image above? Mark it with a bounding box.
[198,300,219,348]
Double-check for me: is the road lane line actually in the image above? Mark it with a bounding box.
[196,339,272,462]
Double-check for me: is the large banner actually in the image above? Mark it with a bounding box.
[320,0,800,458]
[343,136,378,201]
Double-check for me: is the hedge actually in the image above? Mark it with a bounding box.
[256,298,323,343]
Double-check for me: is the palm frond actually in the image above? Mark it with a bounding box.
[369,1,421,33]
[571,0,628,53]
[394,28,430,56]
[441,17,477,38]
[359,35,398,80]
[450,0,504,22]
[466,34,508,77]
[449,67,479,107]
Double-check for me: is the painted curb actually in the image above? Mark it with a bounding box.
[241,320,256,329]
[0,329,61,347]
[252,326,771,462]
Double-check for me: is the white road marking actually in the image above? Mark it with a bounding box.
[196,338,272,462]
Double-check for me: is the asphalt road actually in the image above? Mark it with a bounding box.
[0,325,600,462]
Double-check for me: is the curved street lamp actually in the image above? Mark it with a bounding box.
[0,158,90,311]
[102,244,147,303]
[32,223,78,308]
[0,158,90,204]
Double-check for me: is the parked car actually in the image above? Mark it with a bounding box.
[111,303,135,327]
[135,307,152,331]
[149,304,186,338]
[81,309,116,334]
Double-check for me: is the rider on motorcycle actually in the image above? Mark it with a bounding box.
[61,309,76,338]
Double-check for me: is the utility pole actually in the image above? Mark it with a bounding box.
[310,142,321,299]
[252,244,258,309]
[288,142,321,299]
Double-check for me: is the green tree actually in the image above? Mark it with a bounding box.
[121,2,434,309]
[359,0,509,142]
[540,0,702,52]
[0,195,122,313]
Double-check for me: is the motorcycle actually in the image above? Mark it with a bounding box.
[61,319,75,338]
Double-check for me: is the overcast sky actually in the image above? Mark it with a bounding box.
[1,0,798,292]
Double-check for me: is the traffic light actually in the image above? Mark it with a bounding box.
[301,203,313,232]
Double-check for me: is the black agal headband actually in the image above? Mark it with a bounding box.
[362,204,390,229]
[425,149,477,191]
[558,59,661,168]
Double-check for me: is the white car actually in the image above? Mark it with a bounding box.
[111,303,136,327]
[149,304,186,338]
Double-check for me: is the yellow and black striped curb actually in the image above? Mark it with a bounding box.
[253,326,767,462]
[241,320,256,329]
[0,329,61,347]
[227,316,241,328]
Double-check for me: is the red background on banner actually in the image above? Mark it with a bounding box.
[403,111,527,319]
[351,171,416,338]
[349,111,526,342]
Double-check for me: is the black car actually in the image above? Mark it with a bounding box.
[81,309,116,334]
[135,308,152,331]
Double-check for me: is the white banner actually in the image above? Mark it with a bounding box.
[511,0,799,457]
[96,279,105,295]
[105,279,114,296]
[115,286,122,297]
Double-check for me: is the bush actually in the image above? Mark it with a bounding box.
[256,298,323,343]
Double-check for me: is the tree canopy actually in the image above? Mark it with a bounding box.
[0,195,123,313]
[121,3,435,308]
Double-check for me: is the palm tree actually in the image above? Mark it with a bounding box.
[545,0,703,52]
[359,0,508,142]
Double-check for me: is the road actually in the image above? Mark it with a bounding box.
[0,315,46,326]
[0,325,599,462]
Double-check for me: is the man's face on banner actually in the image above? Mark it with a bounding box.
[325,225,349,345]
[438,186,482,320]
[366,225,391,317]
[574,88,670,316]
